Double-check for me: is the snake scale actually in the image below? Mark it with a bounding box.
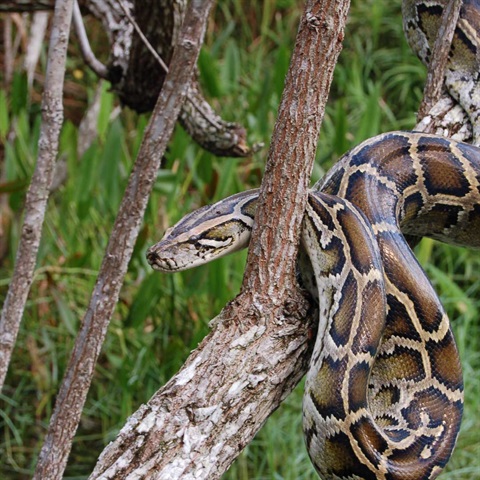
[146,2,480,479]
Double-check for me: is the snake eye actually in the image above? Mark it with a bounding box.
[188,234,201,244]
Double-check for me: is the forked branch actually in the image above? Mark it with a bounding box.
[414,0,471,140]
[90,0,351,478]
[416,0,463,120]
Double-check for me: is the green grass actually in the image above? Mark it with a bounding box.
[1,0,479,478]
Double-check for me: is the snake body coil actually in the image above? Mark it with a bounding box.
[147,1,480,478]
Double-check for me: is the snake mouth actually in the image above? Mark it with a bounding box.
[146,247,174,271]
[146,244,191,272]
[146,249,160,266]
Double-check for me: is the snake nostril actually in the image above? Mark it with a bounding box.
[146,250,159,264]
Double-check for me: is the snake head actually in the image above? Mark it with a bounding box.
[146,190,258,272]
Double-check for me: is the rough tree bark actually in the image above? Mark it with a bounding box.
[32,1,215,479]
[0,0,74,390]
[415,94,472,140]
[89,1,351,478]
[1,0,472,478]
[88,2,476,479]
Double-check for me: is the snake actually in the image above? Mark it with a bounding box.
[403,0,480,145]
[146,2,480,479]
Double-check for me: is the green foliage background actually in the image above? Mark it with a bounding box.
[0,0,479,478]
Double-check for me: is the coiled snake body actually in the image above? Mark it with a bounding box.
[147,2,480,479]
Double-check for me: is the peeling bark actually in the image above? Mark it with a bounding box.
[414,93,472,141]
[90,300,315,479]
[414,0,472,141]
[90,1,351,478]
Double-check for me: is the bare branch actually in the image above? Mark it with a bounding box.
[23,12,50,87]
[3,15,14,86]
[117,0,170,74]
[417,0,463,120]
[77,82,103,157]
[32,1,215,478]
[72,0,109,79]
[1,0,255,157]
[90,1,350,478]
[0,1,55,12]
[0,0,74,389]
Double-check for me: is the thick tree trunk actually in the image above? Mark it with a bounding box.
[90,1,351,478]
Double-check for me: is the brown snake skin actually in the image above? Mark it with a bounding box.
[306,131,480,479]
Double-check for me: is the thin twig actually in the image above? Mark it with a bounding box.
[3,15,13,86]
[0,0,74,390]
[72,0,109,79]
[23,11,50,87]
[0,2,54,12]
[417,0,463,121]
[32,1,215,478]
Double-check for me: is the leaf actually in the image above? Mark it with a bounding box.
[198,49,223,97]
[99,119,123,212]
[0,178,29,194]
[354,83,382,144]
[0,89,9,140]
[75,142,100,219]
[52,290,78,336]
[10,72,28,115]
[272,45,290,99]
[427,264,477,322]
[125,273,163,328]
[97,81,115,141]
[221,40,241,94]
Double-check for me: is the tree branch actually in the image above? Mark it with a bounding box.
[414,93,472,141]
[0,0,74,389]
[0,1,55,12]
[72,0,109,79]
[31,1,215,478]
[90,1,351,478]
[413,0,472,142]
[1,0,254,157]
[416,0,463,121]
